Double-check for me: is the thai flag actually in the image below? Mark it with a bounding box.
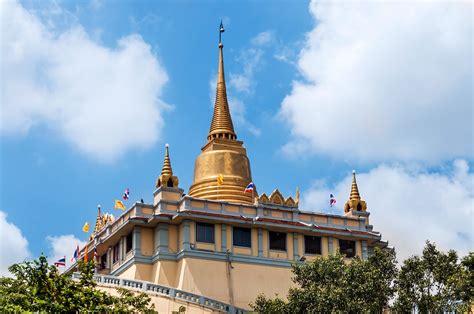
[244,182,255,193]
[122,188,130,200]
[93,247,98,258]
[329,194,336,207]
[54,256,66,267]
[71,245,79,262]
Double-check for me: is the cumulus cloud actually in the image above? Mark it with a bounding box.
[1,0,169,162]
[0,211,31,276]
[281,1,472,162]
[229,31,274,95]
[46,235,86,269]
[301,160,473,261]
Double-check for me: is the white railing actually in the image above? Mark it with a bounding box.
[72,273,246,313]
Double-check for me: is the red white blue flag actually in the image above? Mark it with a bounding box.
[122,188,130,200]
[244,182,255,193]
[54,256,66,267]
[329,194,336,207]
[71,245,79,262]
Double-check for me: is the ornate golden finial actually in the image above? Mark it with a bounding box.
[207,21,236,142]
[295,187,300,205]
[161,143,173,176]
[156,144,179,188]
[350,170,360,200]
[344,170,367,213]
[94,205,102,233]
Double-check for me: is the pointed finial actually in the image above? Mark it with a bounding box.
[219,20,225,46]
[161,143,173,176]
[295,187,300,205]
[350,170,360,200]
[156,143,179,188]
[94,204,102,233]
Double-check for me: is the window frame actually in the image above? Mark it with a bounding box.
[112,243,120,264]
[304,235,322,255]
[339,239,356,258]
[233,227,252,248]
[126,232,133,253]
[196,222,215,244]
[269,231,287,251]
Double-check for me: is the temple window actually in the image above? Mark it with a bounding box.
[339,239,356,258]
[196,222,215,243]
[167,179,173,187]
[126,232,133,253]
[269,231,286,251]
[233,227,251,248]
[100,254,107,270]
[112,243,119,264]
[304,235,322,255]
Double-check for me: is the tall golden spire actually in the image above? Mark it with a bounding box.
[161,144,173,176]
[94,205,102,233]
[189,22,255,204]
[350,170,361,200]
[344,170,367,213]
[156,144,179,188]
[208,21,236,141]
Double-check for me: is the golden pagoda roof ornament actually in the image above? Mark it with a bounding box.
[188,22,255,204]
[344,170,367,213]
[94,204,102,233]
[208,21,236,141]
[93,205,114,235]
[156,144,179,188]
[257,189,298,208]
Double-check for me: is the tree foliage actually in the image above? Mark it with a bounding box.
[0,255,157,313]
[251,242,472,313]
[394,241,473,313]
[251,247,397,313]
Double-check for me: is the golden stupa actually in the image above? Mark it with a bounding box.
[189,24,255,204]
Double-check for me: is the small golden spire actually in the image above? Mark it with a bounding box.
[156,144,179,188]
[295,187,300,205]
[94,205,102,233]
[344,170,367,213]
[161,143,173,176]
[350,170,361,200]
[208,21,236,142]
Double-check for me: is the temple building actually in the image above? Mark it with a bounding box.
[71,25,388,313]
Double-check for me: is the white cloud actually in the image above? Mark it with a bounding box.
[46,235,86,269]
[251,31,275,47]
[1,0,170,162]
[301,160,473,261]
[0,211,31,276]
[281,1,472,162]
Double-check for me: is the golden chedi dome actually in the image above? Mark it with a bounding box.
[189,23,255,204]
[344,170,367,213]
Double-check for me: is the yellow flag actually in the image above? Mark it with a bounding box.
[82,222,89,233]
[217,174,224,185]
[115,200,126,210]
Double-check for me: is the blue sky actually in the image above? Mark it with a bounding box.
[1,0,472,272]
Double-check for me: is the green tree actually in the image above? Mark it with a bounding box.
[251,247,397,313]
[394,241,473,313]
[0,255,157,313]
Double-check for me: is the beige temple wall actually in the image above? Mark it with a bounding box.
[152,260,179,287]
[175,257,294,309]
[141,228,154,256]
